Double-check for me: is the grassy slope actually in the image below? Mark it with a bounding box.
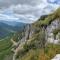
[19,44,60,60]
[0,33,13,60]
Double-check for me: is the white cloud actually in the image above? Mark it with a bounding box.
[0,14,19,21]
[48,0,56,3]
[0,0,60,23]
[0,13,37,23]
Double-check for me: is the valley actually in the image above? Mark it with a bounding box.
[0,33,13,60]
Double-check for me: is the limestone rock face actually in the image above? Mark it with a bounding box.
[24,24,34,40]
[46,19,60,44]
[19,24,34,43]
[51,54,60,60]
[22,19,60,44]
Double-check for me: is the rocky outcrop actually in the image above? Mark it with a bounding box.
[11,18,60,60]
[24,24,34,40]
[11,24,34,60]
[46,19,60,44]
[51,54,60,60]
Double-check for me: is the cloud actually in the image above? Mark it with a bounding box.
[48,0,56,3]
[0,14,19,21]
[47,0,60,4]
[0,0,60,23]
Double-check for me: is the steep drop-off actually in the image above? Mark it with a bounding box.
[11,8,60,60]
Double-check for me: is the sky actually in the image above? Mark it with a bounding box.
[0,0,60,23]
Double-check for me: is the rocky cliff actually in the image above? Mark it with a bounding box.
[46,19,60,44]
[11,8,60,60]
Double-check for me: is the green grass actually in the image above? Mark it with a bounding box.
[33,8,60,30]
[19,44,60,60]
[0,33,13,60]
[53,28,60,35]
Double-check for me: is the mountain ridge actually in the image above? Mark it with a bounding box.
[0,8,60,60]
[0,21,27,39]
[11,8,60,60]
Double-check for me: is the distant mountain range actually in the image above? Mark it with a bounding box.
[0,20,26,38]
